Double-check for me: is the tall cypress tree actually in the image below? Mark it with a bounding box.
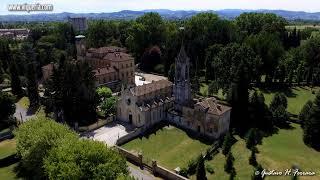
[9,60,23,97]
[26,62,39,108]
[224,151,235,174]
[196,155,207,180]
[303,92,320,150]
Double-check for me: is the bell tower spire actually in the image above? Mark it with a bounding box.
[173,43,192,112]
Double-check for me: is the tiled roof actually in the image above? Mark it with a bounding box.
[196,97,231,115]
[93,66,116,76]
[87,46,126,54]
[103,52,133,62]
[131,79,173,96]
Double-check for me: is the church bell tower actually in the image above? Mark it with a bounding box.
[173,45,192,112]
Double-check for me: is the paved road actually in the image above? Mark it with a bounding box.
[128,165,157,180]
[14,103,34,123]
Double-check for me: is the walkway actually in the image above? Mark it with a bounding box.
[13,103,34,123]
[82,121,135,146]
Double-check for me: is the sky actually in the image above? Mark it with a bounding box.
[1,0,320,15]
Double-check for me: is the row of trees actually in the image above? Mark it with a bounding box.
[14,117,130,179]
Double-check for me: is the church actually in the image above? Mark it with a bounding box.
[117,45,231,139]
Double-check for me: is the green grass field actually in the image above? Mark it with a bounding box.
[259,86,319,115]
[0,139,18,180]
[193,123,320,180]
[121,126,211,170]
[200,83,318,115]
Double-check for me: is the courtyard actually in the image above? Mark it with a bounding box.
[121,125,211,170]
[83,121,135,146]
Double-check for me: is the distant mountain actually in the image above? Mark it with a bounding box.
[1,9,320,22]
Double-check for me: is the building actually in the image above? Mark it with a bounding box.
[117,45,231,139]
[68,17,87,32]
[117,80,174,129]
[0,28,29,40]
[76,36,135,89]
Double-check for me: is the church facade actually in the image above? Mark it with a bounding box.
[116,45,231,139]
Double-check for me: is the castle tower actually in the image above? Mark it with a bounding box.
[173,45,192,112]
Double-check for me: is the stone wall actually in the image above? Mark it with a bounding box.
[78,116,114,132]
[116,127,143,145]
[152,161,188,180]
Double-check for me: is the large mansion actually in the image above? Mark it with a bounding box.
[117,45,231,139]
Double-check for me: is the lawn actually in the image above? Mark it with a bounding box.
[200,82,226,100]
[259,86,319,115]
[0,139,18,180]
[195,123,320,180]
[121,126,211,170]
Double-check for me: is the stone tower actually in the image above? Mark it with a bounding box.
[75,35,86,60]
[174,45,192,112]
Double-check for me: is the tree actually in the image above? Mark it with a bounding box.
[272,105,290,127]
[26,62,40,108]
[252,164,264,180]
[235,13,287,36]
[0,91,16,126]
[208,81,219,96]
[301,35,320,85]
[204,44,223,81]
[96,86,112,100]
[245,32,285,83]
[100,96,118,116]
[168,63,175,82]
[185,13,237,70]
[196,155,207,180]
[249,91,272,130]
[46,61,97,125]
[213,43,261,133]
[127,13,166,62]
[249,148,258,167]
[224,152,235,174]
[299,100,313,127]
[14,117,78,178]
[9,60,23,97]
[270,93,289,126]
[270,93,288,112]
[246,128,262,150]
[44,138,128,180]
[303,92,320,150]
[222,132,234,155]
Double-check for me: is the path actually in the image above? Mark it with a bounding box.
[13,103,34,123]
[82,121,135,146]
[128,164,159,180]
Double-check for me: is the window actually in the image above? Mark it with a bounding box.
[209,128,213,133]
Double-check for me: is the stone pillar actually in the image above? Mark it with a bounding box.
[138,152,143,168]
[152,160,157,175]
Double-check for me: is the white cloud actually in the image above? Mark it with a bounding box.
[0,0,319,15]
